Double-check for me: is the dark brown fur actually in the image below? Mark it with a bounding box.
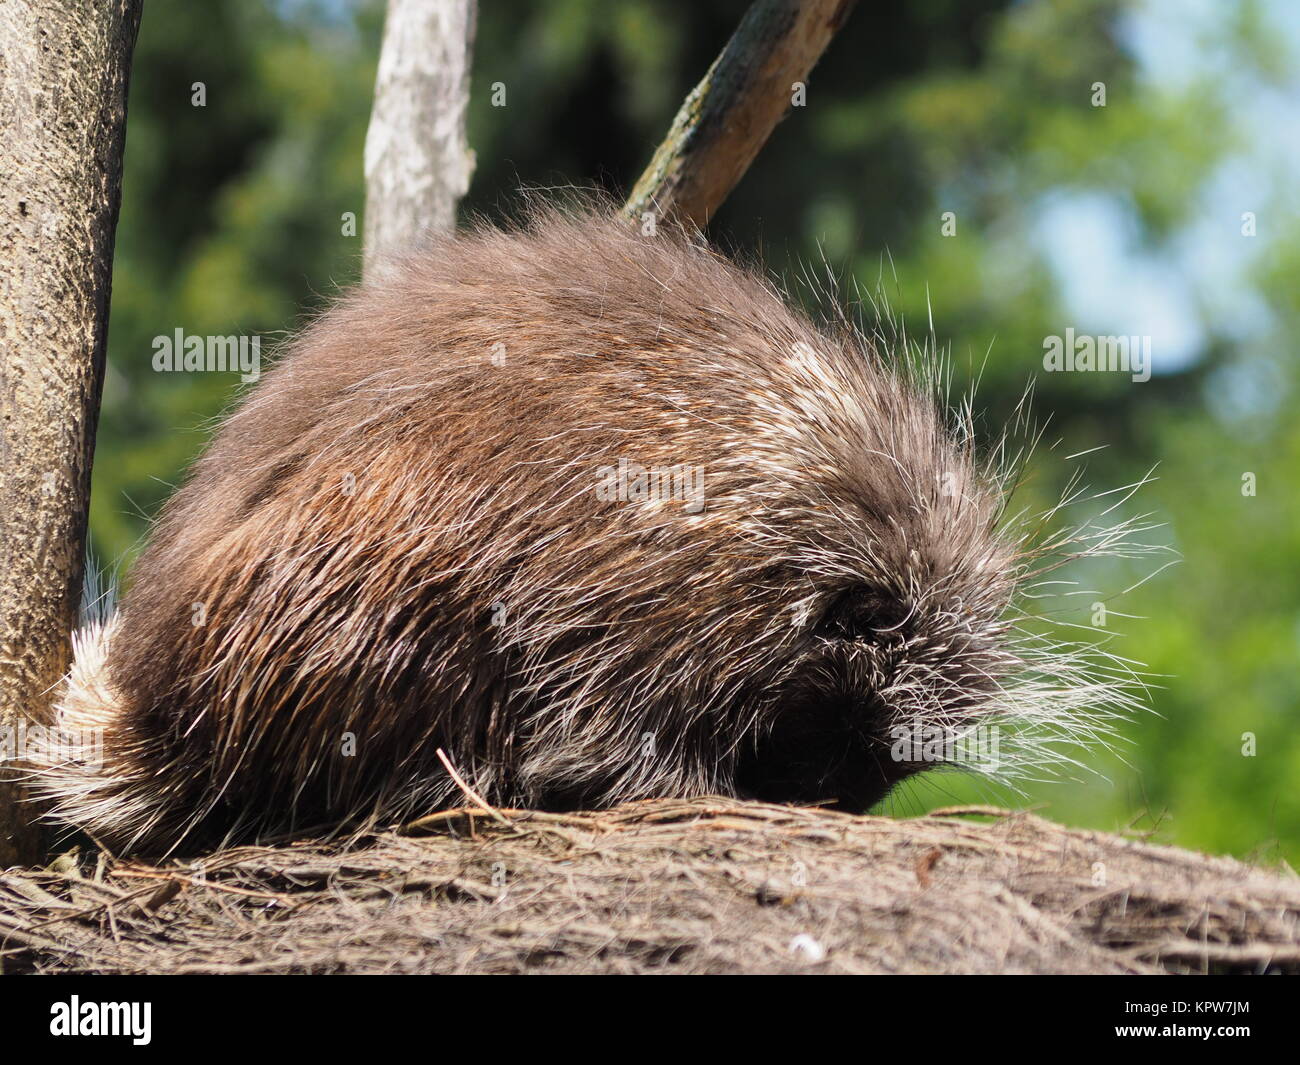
[44,208,1021,853]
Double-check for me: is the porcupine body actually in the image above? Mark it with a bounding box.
[34,207,1128,854]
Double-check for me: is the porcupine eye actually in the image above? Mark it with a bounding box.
[813,586,909,641]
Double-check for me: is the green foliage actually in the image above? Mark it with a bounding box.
[95,0,1297,862]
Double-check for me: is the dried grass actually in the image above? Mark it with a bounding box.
[2,799,1297,974]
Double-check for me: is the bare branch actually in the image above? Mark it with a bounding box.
[624,0,857,229]
[364,0,478,274]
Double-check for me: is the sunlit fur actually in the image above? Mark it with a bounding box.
[31,205,1153,854]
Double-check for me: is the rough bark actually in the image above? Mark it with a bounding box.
[0,0,142,867]
[363,0,477,274]
[623,0,857,230]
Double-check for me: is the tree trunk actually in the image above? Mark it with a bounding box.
[0,0,142,867]
[624,0,857,230]
[364,0,477,274]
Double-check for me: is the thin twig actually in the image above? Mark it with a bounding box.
[434,748,515,829]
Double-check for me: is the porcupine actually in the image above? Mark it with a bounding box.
[32,205,1141,854]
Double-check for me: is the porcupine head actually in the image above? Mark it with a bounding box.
[30,205,1135,854]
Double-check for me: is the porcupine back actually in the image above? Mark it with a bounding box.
[35,206,1116,854]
